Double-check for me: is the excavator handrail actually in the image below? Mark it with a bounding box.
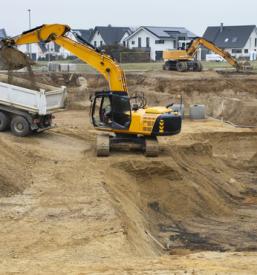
[2,24,127,92]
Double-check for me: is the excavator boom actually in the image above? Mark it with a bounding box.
[187,37,240,70]
[2,24,127,92]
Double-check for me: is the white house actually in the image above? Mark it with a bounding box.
[202,24,257,60]
[125,26,197,61]
[90,26,132,48]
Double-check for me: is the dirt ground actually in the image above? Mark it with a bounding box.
[0,71,257,274]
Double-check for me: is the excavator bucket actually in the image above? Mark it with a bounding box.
[0,45,34,70]
[238,61,253,72]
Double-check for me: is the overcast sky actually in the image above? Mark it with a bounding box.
[1,0,257,36]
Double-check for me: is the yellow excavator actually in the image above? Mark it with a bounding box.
[163,37,247,72]
[0,24,182,157]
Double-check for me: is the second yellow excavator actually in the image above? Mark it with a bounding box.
[0,24,182,157]
[163,37,248,72]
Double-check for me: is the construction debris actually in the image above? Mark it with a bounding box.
[0,46,36,87]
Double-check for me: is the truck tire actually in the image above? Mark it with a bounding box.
[163,62,171,71]
[10,116,31,137]
[0,112,10,131]
[176,61,188,72]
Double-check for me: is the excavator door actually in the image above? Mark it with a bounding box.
[91,92,131,130]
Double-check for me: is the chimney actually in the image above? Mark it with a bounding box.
[220,23,224,33]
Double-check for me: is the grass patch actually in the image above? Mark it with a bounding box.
[34,60,257,73]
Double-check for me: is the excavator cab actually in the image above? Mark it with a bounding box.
[91,92,131,130]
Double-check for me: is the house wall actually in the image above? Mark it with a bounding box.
[91,32,105,47]
[126,28,175,61]
[243,28,257,58]
[18,44,40,61]
[120,32,130,47]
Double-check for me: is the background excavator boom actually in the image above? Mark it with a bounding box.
[186,37,240,70]
[162,37,246,72]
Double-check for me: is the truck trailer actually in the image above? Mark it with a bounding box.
[0,81,67,136]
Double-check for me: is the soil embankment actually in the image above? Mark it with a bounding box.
[0,71,256,273]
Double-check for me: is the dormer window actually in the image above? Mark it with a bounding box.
[232,37,238,43]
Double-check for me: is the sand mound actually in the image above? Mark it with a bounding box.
[0,73,58,91]
[0,47,33,71]
[0,139,32,197]
[80,72,257,126]
[112,160,182,180]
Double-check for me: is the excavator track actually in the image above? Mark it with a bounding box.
[145,137,159,157]
[96,134,110,157]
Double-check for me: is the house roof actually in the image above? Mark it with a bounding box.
[72,29,94,43]
[93,26,132,45]
[203,25,256,48]
[144,26,196,39]
[126,26,197,41]
[0,28,7,39]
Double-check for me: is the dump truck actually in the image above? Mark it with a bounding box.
[0,81,67,136]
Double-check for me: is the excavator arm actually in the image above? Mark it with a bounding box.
[186,37,241,71]
[2,24,127,92]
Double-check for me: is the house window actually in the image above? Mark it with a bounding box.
[146,37,150,48]
[178,37,186,41]
[138,37,142,48]
[255,38,257,47]
[123,41,126,47]
[244,49,249,54]
[232,49,242,54]
[100,41,103,47]
[94,41,97,47]
[131,41,135,45]
[155,40,165,44]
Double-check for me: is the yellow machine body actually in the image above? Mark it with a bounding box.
[163,37,243,72]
